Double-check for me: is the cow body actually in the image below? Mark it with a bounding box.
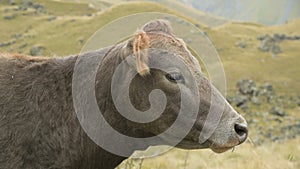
[0,52,127,169]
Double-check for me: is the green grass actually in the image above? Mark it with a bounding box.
[34,0,97,16]
[206,20,300,94]
[0,1,198,56]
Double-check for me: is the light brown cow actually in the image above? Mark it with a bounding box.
[0,20,247,169]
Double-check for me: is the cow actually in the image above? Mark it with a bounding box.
[0,20,247,169]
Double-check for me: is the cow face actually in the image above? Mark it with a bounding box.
[119,20,248,153]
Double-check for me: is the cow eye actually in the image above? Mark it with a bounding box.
[165,72,185,83]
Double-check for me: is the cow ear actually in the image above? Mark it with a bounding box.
[122,30,150,76]
[142,19,173,35]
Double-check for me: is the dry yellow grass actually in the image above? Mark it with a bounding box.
[118,137,300,169]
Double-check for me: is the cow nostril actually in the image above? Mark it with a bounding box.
[234,123,248,144]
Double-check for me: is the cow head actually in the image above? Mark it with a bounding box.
[109,19,248,153]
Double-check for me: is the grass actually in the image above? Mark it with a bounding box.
[206,19,300,94]
[118,137,300,169]
[32,0,97,16]
[0,1,200,56]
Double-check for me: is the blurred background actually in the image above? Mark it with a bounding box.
[0,0,299,168]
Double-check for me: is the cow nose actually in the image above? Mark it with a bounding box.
[234,123,248,144]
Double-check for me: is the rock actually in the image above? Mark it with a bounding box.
[226,96,234,104]
[294,35,300,40]
[3,14,16,20]
[251,87,260,96]
[11,33,22,39]
[48,15,57,22]
[280,123,300,139]
[32,3,44,10]
[13,6,19,11]
[236,79,256,95]
[78,37,84,45]
[264,132,271,139]
[235,95,248,107]
[286,36,295,40]
[261,83,273,92]
[235,41,247,48]
[271,136,280,142]
[257,34,269,41]
[30,46,44,56]
[0,42,11,47]
[270,44,281,54]
[9,0,16,5]
[274,117,282,123]
[259,83,273,102]
[258,34,282,54]
[20,0,30,10]
[273,33,286,41]
[0,40,16,47]
[251,96,261,105]
[270,107,286,117]
[19,42,27,49]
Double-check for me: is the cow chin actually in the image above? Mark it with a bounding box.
[210,147,232,153]
[175,139,210,150]
[176,138,235,153]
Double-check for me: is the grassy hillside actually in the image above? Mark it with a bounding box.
[0,1,300,169]
[207,19,300,94]
[0,1,196,56]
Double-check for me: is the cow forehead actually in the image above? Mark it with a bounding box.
[147,33,201,71]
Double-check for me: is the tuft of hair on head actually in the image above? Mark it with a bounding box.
[142,19,173,35]
[133,30,150,76]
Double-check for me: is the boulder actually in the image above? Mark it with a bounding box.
[270,107,286,117]
[9,0,16,5]
[226,96,234,104]
[273,33,286,41]
[258,34,282,54]
[235,41,247,48]
[251,96,261,105]
[3,14,16,20]
[48,16,57,22]
[236,79,256,95]
[235,95,248,107]
[78,37,84,45]
[270,44,281,54]
[30,46,44,56]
